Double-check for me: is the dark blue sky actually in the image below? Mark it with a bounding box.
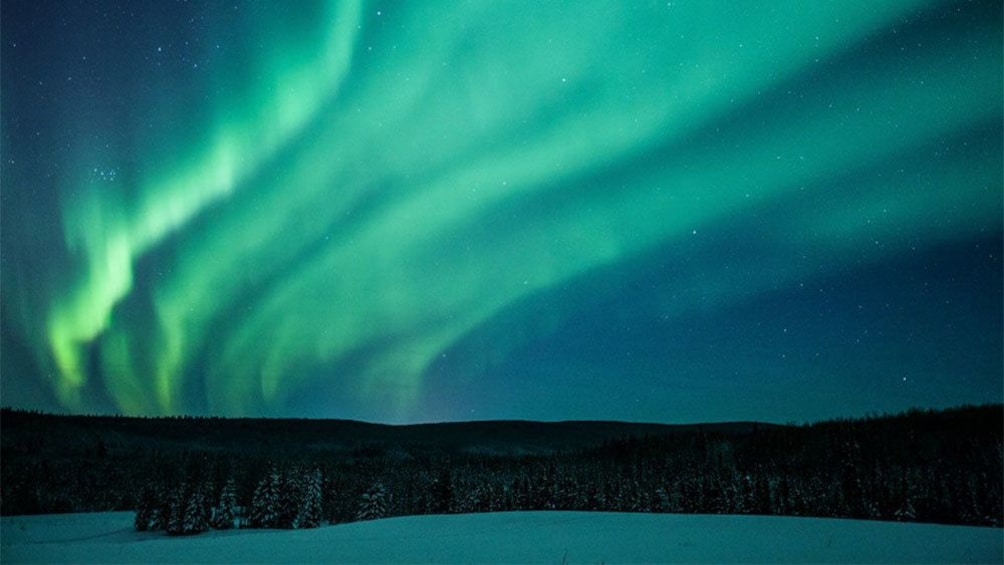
[1,0,1001,423]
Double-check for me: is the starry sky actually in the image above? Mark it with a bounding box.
[1,0,1001,424]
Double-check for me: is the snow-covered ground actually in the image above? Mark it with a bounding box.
[2,511,1000,564]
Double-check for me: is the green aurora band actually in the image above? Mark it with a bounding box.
[1,0,1001,419]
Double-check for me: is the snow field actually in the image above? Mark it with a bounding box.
[2,510,1001,563]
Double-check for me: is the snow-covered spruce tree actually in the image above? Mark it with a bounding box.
[430,469,452,514]
[322,471,343,524]
[248,477,265,528]
[182,482,210,535]
[249,475,269,528]
[277,467,302,529]
[249,466,281,528]
[202,479,216,523]
[133,511,150,533]
[133,485,156,531]
[152,482,171,531]
[165,482,187,536]
[297,468,323,529]
[458,483,486,514]
[212,477,238,530]
[356,482,388,522]
[894,497,917,521]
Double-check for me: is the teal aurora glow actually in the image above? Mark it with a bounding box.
[1,0,1001,422]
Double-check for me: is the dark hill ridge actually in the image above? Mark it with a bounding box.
[1,405,1000,524]
[0,408,777,457]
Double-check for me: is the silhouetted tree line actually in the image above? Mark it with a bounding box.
[1,405,1000,533]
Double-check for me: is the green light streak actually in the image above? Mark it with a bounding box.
[7,0,999,417]
[47,0,362,410]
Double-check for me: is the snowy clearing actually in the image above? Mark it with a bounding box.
[2,511,1000,564]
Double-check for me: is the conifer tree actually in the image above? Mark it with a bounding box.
[166,482,187,535]
[277,467,302,529]
[297,468,323,529]
[356,482,387,521]
[183,482,210,535]
[894,497,917,521]
[249,466,281,528]
[430,469,452,514]
[152,482,171,531]
[248,480,265,528]
[133,485,156,531]
[213,477,238,530]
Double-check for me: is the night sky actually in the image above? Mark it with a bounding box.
[1,1,1001,424]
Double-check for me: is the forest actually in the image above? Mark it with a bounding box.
[1,405,1000,535]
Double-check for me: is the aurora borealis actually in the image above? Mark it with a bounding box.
[1,1,1001,423]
